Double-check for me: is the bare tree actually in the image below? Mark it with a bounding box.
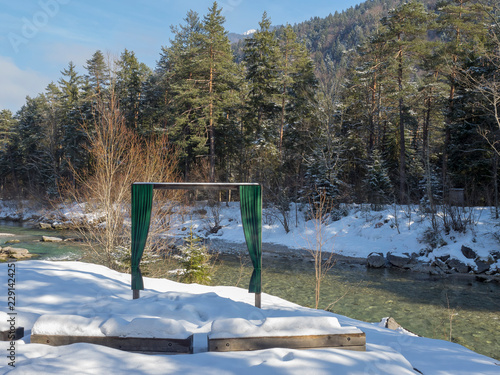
[303,190,337,309]
[66,90,180,269]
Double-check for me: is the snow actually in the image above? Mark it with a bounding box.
[209,316,363,339]
[243,29,257,36]
[31,315,190,339]
[1,260,499,374]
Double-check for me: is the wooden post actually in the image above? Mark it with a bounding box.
[255,293,261,309]
[133,290,140,300]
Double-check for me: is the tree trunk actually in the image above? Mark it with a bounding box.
[398,43,406,203]
[209,55,215,183]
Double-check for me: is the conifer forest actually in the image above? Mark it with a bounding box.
[1,0,499,212]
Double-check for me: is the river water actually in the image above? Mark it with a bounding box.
[1,223,499,360]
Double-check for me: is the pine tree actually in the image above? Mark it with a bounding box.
[243,12,280,148]
[115,49,151,133]
[177,228,212,285]
[84,50,109,97]
[436,0,490,194]
[158,10,203,178]
[379,1,432,203]
[14,95,53,194]
[197,2,241,181]
[58,62,86,187]
[161,3,241,182]
[364,149,394,209]
[0,110,16,151]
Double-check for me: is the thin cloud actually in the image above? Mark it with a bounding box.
[0,56,49,113]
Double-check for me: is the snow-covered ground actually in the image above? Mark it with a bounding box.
[1,260,499,374]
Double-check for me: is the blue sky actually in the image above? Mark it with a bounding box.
[1,0,361,113]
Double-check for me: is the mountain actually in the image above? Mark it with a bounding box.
[231,0,437,84]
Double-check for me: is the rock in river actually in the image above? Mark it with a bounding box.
[387,252,411,268]
[367,252,386,268]
[446,258,470,273]
[42,236,63,242]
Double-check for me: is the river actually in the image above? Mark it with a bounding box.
[1,222,499,360]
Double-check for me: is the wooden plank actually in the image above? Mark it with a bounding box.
[31,334,193,354]
[208,332,366,352]
[132,182,260,191]
[0,327,24,341]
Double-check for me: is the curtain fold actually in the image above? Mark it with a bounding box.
[240,185,262,294]
[131,183,153,290]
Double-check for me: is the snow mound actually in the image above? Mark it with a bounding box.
[32,314,190,339]
[209,316,362,339]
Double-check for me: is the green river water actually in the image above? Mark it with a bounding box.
[1,222,499,360]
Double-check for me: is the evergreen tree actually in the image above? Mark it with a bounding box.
[161,3,241,182]
[197,2,241,181]
[0,110,16,151]
[116,49,151,133]
[436,0,490,193]
[13,95,53,194]
[58,62,86,186]
[379,1,432,202]
[243,12,281,149]
[177,228,212,285]
[160,10,204,178]
[84,50,110,98]
[364,149,394,209]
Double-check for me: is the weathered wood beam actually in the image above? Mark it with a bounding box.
[132,182,260,191]
[208,332,366,352]
[31,334,193,354]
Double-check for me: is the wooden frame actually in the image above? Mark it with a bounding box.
[132,182,263,308]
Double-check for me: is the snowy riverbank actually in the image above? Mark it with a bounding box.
[1,199,499,276]
[1,260,499,374]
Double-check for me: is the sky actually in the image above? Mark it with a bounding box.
[0,0,362,114]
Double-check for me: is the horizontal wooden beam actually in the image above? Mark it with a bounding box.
[31,334,193,354]
[1,327,24,341]
[133,182,260,191]
[208,332,366,352]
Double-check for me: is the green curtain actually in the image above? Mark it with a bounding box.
[240,185,262,294]
[131,183,153,290]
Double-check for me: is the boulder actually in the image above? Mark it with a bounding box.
[474,259,491,274]
[407,263,434,274]
[4,239,20,244]
[446,258,470,273]
[438,254,450,262]
[52,222,70,230]
[39,223,53,230]
[431,258,449,271]
[461,245,477,259]
[367,252,386,268]
[387,252,411,268]
[1,247,32,259]
[42,236,63,242]
[384,317,402,330]
[491,251,500,261]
